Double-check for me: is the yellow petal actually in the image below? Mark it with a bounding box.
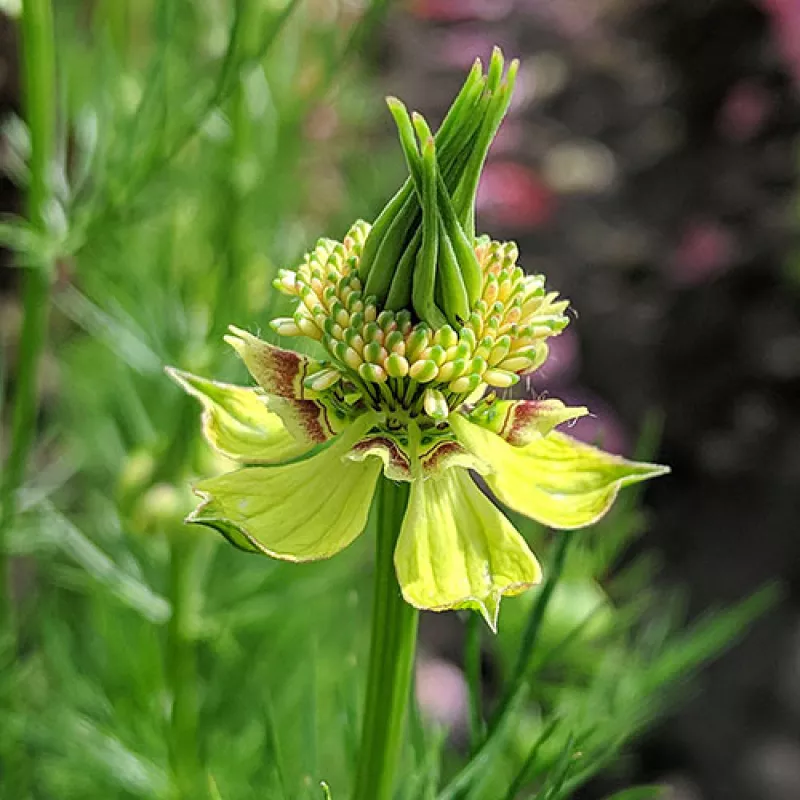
[188,416,380,560]
[451,415,669,530]
[166,367,310,464]
[394,468,541,632]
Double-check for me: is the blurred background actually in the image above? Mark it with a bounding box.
[0,1,799,799]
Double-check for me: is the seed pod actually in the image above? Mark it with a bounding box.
[435,224,471,327]
[412,137,448,329]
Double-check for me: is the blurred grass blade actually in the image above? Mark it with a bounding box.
[11,503,170,623]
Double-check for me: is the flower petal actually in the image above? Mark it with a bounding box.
[268,395,352,446]
[416,425,490,477]
[468,397,589,446]
[224,325,322,399]
[451,414,669,529]
[166,367,310,463]
[188,416,380,560]
[348,432,413,480]
[394,468,541,631]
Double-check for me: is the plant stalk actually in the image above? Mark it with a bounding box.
[167,534,202,798]
[0,0,56,642]
[0,1,56,794]
[352,478,418,800]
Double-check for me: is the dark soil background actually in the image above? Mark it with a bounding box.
[384,1,800,799]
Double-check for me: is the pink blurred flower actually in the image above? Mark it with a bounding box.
[759,0,800,86]
[519,0,603,40]
[415,657,469,732]
[717,80,773,142]
[537,326,580,388]
[409,0,514,22]
[476,161,556,230]
[669,220,736,286]
[438,30,507,70]
[489,119,525,156]
[536,388,629,456]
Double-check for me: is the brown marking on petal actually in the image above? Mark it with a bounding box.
[352,435,412,478]
[265,345,309,398]
[506,401,541,446]
[420,440,469,476]
[293,399,332,443]
[269,397,340,444]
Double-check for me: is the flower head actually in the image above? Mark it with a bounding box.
[168,50,668,630]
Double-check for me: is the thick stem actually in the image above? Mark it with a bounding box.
[352,478,418,800]
[166,535,202,798]
[0,2,56,793]
[0,0,56,644]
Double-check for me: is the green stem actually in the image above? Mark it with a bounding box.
[0,2,56,793]
[0,0,56,641]
[167,535,202,798]
[352,478,418,800]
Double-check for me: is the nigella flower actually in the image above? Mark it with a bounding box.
[168,51,667,630]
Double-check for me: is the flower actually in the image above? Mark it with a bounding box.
[167,50,668,631]
[168,221,666,630]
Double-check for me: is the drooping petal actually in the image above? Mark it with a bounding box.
[188,416,381,560]
[394,468,541,631]
[468,397,589,446]
[348,432,413,480]
[451,414,669,530]
[166,367,310,464]
[347,424,489,481]
[224,325,323,400]
[416,425,490,477]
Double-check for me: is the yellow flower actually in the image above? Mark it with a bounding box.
[167,222,667,631]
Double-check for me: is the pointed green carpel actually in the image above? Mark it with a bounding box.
[451,414,670,530]
[359,49,519,329]
[414,135,448,328]
[357,59,485,284]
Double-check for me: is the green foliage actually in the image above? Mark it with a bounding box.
[0,3,771,799]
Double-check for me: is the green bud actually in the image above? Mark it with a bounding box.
[385,353,410,378]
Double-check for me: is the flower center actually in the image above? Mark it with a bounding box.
[272,222,570,422]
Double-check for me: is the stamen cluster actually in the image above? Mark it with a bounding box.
[271,223,570,420]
